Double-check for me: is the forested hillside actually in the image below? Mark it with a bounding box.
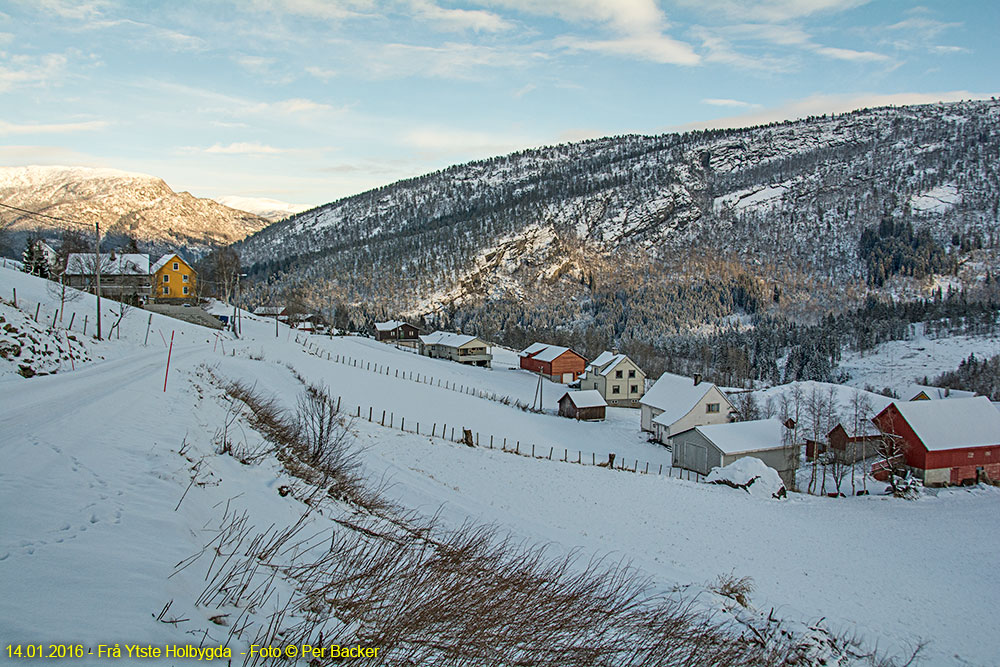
[236,99,1000,383]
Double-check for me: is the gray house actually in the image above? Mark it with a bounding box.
[671,418,798,488]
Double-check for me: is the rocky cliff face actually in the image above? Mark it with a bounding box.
[0,166,269,252]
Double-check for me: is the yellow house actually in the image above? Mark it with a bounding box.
[151,253,197,300]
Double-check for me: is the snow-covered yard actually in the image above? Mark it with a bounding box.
[1,265,999,666]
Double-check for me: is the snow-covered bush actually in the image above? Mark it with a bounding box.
[705,457,786,499]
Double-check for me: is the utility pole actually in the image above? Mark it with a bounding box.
[94,222,102,340]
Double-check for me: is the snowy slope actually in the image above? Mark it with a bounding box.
[1,266,998,666]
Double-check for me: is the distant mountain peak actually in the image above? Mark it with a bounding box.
[0,165,270,252]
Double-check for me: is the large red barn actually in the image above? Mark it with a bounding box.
[519,343,587,383]
[872,397,1000,486]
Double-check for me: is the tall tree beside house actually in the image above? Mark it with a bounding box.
[197,247,241,302]
[21,236,50,278]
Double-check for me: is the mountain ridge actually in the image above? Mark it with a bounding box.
[0,165,270,253]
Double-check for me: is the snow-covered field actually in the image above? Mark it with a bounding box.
[2,266,998,666]
[840,324,1000,395]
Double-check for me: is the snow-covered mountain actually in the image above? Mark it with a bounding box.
[0,166,269,252]
[236,99,1000,336]
[215,195,310,222]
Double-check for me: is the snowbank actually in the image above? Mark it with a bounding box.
[705,457,786,499]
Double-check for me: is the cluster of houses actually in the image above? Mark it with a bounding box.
[57,250,198,304]
[373,319,1000,490]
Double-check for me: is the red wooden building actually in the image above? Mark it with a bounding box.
[872,397,1000,486]
[519,343,587,383]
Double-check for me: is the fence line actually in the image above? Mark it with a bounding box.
[333,390,703,482]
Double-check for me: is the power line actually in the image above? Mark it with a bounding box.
[0,201,95,229]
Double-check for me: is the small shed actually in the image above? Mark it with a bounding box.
[375,320,423,342]
[558,390,607,421]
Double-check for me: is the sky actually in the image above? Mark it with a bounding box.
[1,0,997,210]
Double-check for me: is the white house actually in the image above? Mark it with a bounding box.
[640,372,733,442]
[579,351,646,407]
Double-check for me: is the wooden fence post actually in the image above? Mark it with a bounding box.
[368,406,372,422]
[162,331,175,392]
[83,315,88,335]
[531,444,535,457]
[381,410,386,426]
[34,303,40,321]
[68,312,76,330]
[548,447,553,460]
[401,417,405,431]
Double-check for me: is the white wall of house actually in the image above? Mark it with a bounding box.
[652,385,732,441]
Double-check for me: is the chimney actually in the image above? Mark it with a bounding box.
[693,373,702,386]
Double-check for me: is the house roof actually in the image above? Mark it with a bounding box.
[643,372,725,427]
[560,390,608,409]
[886,397,1000,451]
[586,351,630,376]
[150,253,194,274]
[65,253,150,276]
[832,421,882,439]
[253,306,286,316]
[375,320,409,331]
[904,384,977,401]
[419,331,482,348]
[694,418,786,455]
[520,343,582,364]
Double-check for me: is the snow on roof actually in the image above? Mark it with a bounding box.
[375,320,408,331]
[904,384,977,401]
[888,397,1000,451]
[65,253,150,276]
[253,306,286,315]
[150,253,190,274]
[519,342,550,357]
[644,372,722,426]
[695,418,786,455]
[419,330,482,348]
[560,390,607,409]
[586,351,631,376]
[521,343,580,363]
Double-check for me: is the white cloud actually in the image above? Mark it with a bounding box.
[402,126,539,157]
[355,41,544,80]
[202,142,290,155]
[0,118,109,135]
[673,91,1000,131]
[555,32,699,65]
[513,83,536,98]
[0,52,68,92]
[305,65,337,80]
[478,0,701,65]
[702,98,759,108]
[246,0,375,21]
[31,0,112,21]
[813,46,890,62]
[675,0,870,22]
[411,0,514,32]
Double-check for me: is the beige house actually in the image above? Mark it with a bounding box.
[418,331,492,367]
[671,418,799,488]
[640,372,733,442]
[579,351,646,407]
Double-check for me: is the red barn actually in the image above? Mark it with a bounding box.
[872,397,1000,486]
[519,343,587,383]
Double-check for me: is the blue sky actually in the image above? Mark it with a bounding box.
[1,0,997,208]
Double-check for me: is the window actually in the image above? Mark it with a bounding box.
[163,275,169,283]
[172,262,179,271]
[182,274,189,282]
[628,370,636,378]
[612,385,620,394]
[706,403,720,413]
[182,286,189,295]
[968,452,975,459]
[615,370,623,378]
[630,384,638,393]
[162,286,169,295]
